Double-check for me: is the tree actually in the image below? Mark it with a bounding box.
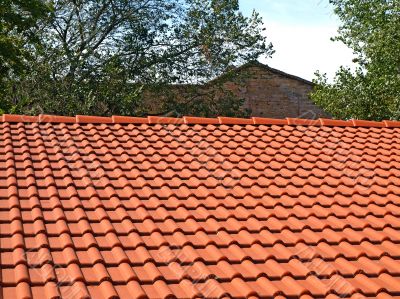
[0,0,50,83]
[2,0,273,116]
[0,0,50,114]
[311,0,400,121]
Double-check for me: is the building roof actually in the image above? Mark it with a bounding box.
[230,61,314,86]
[1,114,400,299]
[174,60,314,88]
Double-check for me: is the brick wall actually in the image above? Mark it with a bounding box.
[223,64,329,119]
[143,62,330,119]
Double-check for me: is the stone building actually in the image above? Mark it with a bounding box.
[221,61,329,119]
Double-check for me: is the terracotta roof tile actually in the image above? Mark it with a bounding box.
[1,115,400,298]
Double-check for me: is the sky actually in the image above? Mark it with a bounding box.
[239,0,355,81]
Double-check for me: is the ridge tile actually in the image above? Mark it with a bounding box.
[218,117,254,124]
[147,116,184,124]
[352,119,386,127]
[252,117,288,125]
[76,115,113,123]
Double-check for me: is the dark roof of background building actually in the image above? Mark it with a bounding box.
[231,61,314,86]
[170,60,314,88]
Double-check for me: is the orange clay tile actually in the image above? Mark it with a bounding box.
[183,116,219,124]
[38,114,75,123]
[76,115,112,123]
[2,114,39,122]
[1,114,400,298]
[319,118,353,127]
[352,119,386,127]
[383,120,400,127]
[218,116,254,124]
[147,116,184,124]
[252,117,288,125]
[286,118,321,126]
[111,115,147,124]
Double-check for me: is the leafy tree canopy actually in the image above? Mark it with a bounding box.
[0,0,50,83]
[1,0,273,117]
[311,0,400,121]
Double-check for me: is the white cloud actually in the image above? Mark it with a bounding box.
[260,20,356,81]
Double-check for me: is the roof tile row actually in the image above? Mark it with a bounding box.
[2,114,400,127]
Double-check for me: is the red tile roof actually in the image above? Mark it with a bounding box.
[1,114,400,298]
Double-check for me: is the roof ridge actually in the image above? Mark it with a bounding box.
[1,114,399,127]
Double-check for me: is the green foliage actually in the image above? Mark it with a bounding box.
[1,0,272,116]
[311,0,400,120]
[0,0,50,82]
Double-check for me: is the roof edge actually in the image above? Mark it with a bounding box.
[1,114,399,128]
[232,61,314,86]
